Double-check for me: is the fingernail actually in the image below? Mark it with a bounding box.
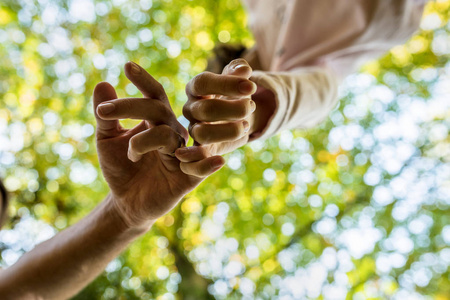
[130,61,141,75]
[233,64,246,71]
[239,80,256,95]
[98,103,115,115]
[250,100,256,113]
[211,158,224,170]
[243,120,250,133]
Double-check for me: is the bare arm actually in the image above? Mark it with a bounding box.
[0,62,224,299]
[0,195,148,299]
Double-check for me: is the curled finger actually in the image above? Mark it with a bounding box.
[186,72,256,98]
[186,98,256,122]
[128,125,184,162]
[190,120,250,145]
[175,146,211,162]
[179,156,225,178]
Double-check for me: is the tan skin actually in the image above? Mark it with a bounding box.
[95,62,226,228]
[183,58,277,157]
[0,62,225,299]
[0,59,271,298]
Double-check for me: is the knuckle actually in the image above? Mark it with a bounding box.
[186,77,197,95]
[199,146,211,158]
[193,146,210,160]
[182,104,193,120]
[129,137,143,154]
[185,80,192,94]
[154,101,172,120]
[152,100,165,112]
[179,162,189,175]
[158,124,174,139]
[192,72,211,95]
[162,106,174,120]
[225,77,239,93]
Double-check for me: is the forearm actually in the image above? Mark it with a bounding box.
[0,194,150,300]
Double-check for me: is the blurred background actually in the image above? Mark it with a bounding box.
[0,0,449,299]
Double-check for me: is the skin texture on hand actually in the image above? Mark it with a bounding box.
[0,63,226,300]
[94,62,225,229]
[183,58,274,156]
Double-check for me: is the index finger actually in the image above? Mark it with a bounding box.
[124,61,169,103]
[97,97,176,125]
[124,62,189,143]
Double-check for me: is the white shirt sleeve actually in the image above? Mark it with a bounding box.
[250,67,339,140]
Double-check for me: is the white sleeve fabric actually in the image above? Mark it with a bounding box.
[250,67,339,140]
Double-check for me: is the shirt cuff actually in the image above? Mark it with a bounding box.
[249,67,339,141]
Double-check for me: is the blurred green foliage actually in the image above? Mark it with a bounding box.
[0,0,449,299]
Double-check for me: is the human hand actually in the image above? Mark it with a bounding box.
[94,62,225,230]
[182,58,258,156]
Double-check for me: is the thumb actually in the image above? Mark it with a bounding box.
[219,58,254,101]
[222,58,252,79]
[93,82,121,139]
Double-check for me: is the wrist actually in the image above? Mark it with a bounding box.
[103,194,154,236]
[249,85,276,140]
